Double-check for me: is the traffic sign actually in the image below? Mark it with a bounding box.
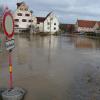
[5,39,15,51]
[2,11,14,38]
[2,10,15,89]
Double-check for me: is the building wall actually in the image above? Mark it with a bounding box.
[14,2,59,34]
[44,14,59,34]
[75,22,79,32]
[37,22,44,32]
[14,9,32,29]
[77,27,94,32]
[36,13,59,34]
[32,16,37,26]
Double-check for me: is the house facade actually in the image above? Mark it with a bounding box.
[36,12,59,34]
[75,20,96,33]
[13,2,35,33]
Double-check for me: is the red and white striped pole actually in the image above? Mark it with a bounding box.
[9,50,13,89]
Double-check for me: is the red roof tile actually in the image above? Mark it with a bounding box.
[77,20,96,28]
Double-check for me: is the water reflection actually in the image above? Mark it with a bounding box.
[66,36,100,50]
[74,37,96,49]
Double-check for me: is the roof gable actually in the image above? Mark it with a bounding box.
[36,12,54,24]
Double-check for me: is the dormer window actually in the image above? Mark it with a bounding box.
[25,8,28,11]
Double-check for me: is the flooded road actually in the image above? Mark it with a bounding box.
[0,35,100,100]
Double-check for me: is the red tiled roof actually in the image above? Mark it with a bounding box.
[77,20,96,28]
[36,17,45,24]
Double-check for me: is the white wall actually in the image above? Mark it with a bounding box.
[44,14,59,34]
[37,22,44,32]
[78,27,94,32]
[14,9,32,29]
[36,13,59,34]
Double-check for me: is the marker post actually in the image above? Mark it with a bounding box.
[2,11,14,89]
[9,50,13,89]
[2,10,26,100]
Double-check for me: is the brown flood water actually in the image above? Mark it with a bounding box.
[0,35,100,100]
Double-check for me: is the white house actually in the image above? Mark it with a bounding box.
[13,2,35,33]
[75,20,96,33]
[36,12,59,34]
[75,20,100,34]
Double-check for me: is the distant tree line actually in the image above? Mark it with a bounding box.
[59,23,75,33]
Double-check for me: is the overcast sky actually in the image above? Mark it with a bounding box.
[1,0,100,24]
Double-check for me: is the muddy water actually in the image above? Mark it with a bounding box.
[0,35,100,100]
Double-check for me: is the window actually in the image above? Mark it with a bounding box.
[25,14,30,16]
[15,19,19,22]
[54,27,56,30]
[50,18,53,20]
[14,25,19,27]
[54,23,56,25]
[20,8,23,10]
[25,8,28,11]
[17,13,22,16]
[22,19,27,22]
[47,22,50,25]
[29,20,33,22]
